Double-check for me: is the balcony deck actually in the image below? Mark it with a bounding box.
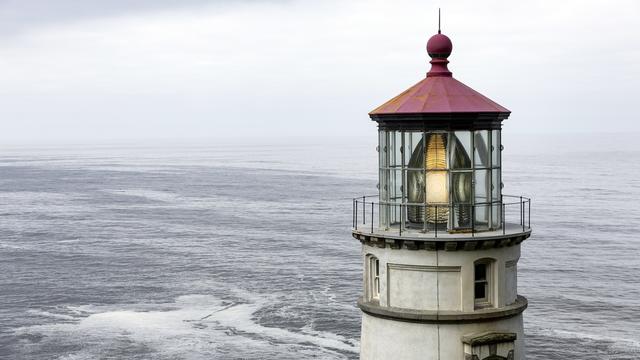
[352,223,530,251]
[351,195,531,251]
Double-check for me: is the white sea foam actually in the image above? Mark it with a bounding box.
[15,294,358,360]
[103,189,183,203]
[529,326,640,351]
[203,298,359,353]
[26,310,78,321]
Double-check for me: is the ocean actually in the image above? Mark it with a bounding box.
[0,133,639,359]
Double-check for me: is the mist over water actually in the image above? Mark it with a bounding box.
[1,133,639,359]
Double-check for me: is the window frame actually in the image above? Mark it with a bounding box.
[474,259,493,309]
[366,255,381,301]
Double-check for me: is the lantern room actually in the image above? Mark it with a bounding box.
[369,31,514,234]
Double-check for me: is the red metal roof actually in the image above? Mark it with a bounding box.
[369,76,510,115]
[370,32,510,116]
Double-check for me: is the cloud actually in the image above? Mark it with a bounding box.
[0,0,638,143]
[0,0,276,35]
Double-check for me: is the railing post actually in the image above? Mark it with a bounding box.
[528,199,531,229]
[521,197,525,232]
[363,196,366,225]
[435,206,438,238]
[423,203,427,233]
[371,202,374,233]
[399,204,402,236]
[384,203,388,231]
[519,196,523,226]
[500,195,504,235]
[502,202,507,235]
[471,205,475,237]
[355,200,358,231]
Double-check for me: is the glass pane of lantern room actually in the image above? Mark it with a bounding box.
[379,168,389,227]
[406,169,425,224]
[385,130,394,168]
[425,133,449,228]
[492,168,501,202]
[389,168,402,205]
[379,130,387,169]
[474,169,491,230]
[425,132,448,204]
[378,131,389,227]
[388,131,402,169]
[491,130,501,168]
[384,131,392,167]
[404,131,424,167]
[392,169,403,203]
[389,202,401,226]
[379,168,388,201]
[385,169,402,226]
[474,169,490,204]
[378,131,388,198]
[451,131,472,169]
[405,132,426,226]
[378,131,387,194]
[492,169,501,229]
[451,172,472,229]
[491,202,501,229]
[426,170,448,222]
[426,171,448,203]
[474,130,490,169]
[474,203,490,231]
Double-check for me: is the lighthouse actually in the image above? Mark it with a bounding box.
[352,25,531,360]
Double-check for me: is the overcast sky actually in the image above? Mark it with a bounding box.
[0,0,638,143]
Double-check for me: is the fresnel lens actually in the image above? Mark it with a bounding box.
[408,133,472,227]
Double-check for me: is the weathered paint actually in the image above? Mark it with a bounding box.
[369,76,510,115]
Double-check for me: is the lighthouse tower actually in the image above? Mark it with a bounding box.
[352,27,531,360]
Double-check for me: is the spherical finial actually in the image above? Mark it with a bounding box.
[427,33,453,59]
[426,32,453,77]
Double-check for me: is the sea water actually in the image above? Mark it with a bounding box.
[0,133,638,359]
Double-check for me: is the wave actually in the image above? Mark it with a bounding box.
[528,326,640,352]
[13,294,358,360]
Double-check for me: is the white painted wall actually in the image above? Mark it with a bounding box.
[362,245,521,311]
[386,264,461,311]
[360,244,524,360]
[360,313,525,360]
[505,262,518,305]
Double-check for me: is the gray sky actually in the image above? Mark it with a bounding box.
[0,0,638,143]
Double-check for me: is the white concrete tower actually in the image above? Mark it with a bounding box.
[352,28,531,360]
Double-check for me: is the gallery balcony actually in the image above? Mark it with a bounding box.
[351,195,531,251]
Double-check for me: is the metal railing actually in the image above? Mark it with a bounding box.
[353,194,531,238]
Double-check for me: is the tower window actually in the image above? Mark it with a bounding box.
[368,256,380,300]
[474,260,492,308]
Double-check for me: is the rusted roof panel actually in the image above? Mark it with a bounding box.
[369,76,510,115]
